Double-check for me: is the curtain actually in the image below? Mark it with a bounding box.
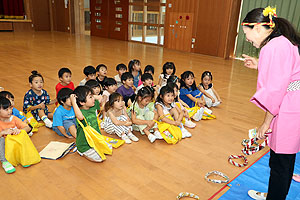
[0,0,24,19]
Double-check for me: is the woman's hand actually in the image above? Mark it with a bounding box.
[242,54,258,69]
[257,123,270,140]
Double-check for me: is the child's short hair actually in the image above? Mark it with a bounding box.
[73,86,93,107]
[121,72,134,82]
[103,78,117,88]
[83,66,96,76]
[0,91,14,99]
[58,67,72,78]
[96,64,107,72]
[201,71,213,81]
[57,88,73,105]
[167,82,179,90]
[116,63,127,71]
[85,79,100,89]
[144,65,154,74]
[0,96,11,109]
[105,92,123,112]
[29,71,44,83]
[141,73,153,82]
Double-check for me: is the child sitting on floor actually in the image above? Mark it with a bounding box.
[158,62,176,87]
[179,71,205,108]
[138,65,155,87]
[23,71,53,128]
[71,86,105,162]
[79,66,97,86]
[128,59,142,88]
[167,82,196,128]
[155,86,191,139]
[114,63,127,88]
[0,96,33,174]
[55,67,75,97]
[116,72,136,107]
[0,91,27,123]
[102,78,118,104]
[198,71,221,107]
[53,88,77,138]
[129,86,163,143]
[102,92,138,144]
[96,64,107,89]
[136,73,160,99]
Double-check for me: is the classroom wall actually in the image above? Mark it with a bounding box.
[164,0,242,58]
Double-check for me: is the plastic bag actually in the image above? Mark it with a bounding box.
[155,114,182,144]
[24,111,44,132]
[5,130,41,166]
[77,118,124,160]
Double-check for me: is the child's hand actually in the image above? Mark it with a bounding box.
[173,121,181,126]
[125,121,132,126]
[183,110,189,118]
[211,97,215,103]
[24,119,29,124]
[70,94,77,103]
[0,128,14,136]
[146,120,155,128]
[12,129,21,135]
[39,102,45,109]
[66,135,73,139]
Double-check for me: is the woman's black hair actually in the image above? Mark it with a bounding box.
[73,86,93,107]
[201,71,213,81]
[155,86,174,105]
[57,88,73,105]
[103,78,117,88]
[128,59,142,75]
[144,65,154,74]
[242,8,300,48]
[180,71,197,91]
[167,82,179,102]
[104,92,123,112]
[0,91,14,99]
[162,62,176,79]
[167,75,179,84]
[29,71,44,83]
[133,86,154,112]
[58,68,72,78]
[0,96,11,109]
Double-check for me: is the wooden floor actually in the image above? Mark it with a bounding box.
[0,31,268,200]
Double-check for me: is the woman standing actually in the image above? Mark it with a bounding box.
[241,7,300,200]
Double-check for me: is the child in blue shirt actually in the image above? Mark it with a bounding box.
[53,88,77,138]
[179,71,205,108]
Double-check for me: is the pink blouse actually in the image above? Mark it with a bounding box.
[250,36,300,154]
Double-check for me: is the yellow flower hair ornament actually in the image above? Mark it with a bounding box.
[241,6,277,28]
[263,6,277,28]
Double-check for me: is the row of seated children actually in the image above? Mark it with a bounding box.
[0,60,222,170]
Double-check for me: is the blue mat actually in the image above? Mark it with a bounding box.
[219,152,300,200]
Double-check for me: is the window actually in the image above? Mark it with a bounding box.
[128,0,165,45]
